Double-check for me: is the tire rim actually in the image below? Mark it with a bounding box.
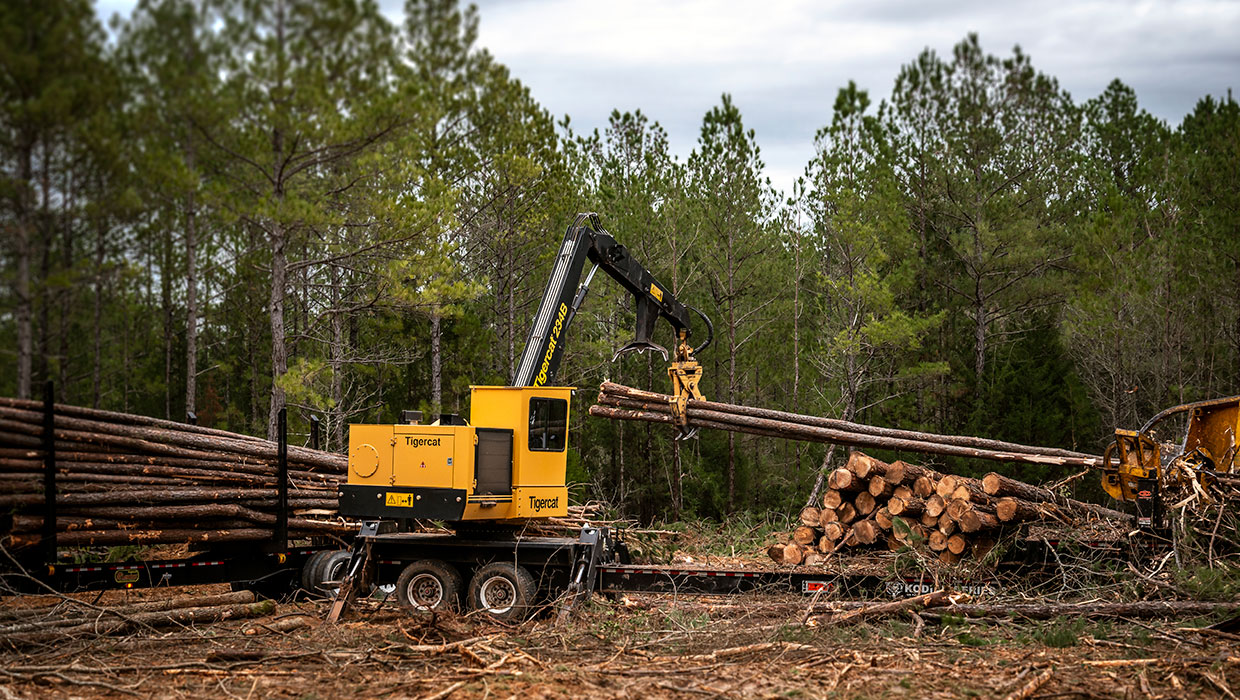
[478,575,516,614]
[408,573,444,610]
[318,560,347,596]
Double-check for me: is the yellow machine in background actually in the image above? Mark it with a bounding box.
[1101,395,1239,528]
[340,387,572,523]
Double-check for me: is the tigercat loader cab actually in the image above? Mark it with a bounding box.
[340,386,572,523]
[338,212,711,529]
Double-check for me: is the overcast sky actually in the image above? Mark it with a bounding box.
[97,0,1240,196]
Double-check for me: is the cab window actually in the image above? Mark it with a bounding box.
[528,397,567,451]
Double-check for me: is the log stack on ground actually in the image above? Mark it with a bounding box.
[0,396,354,548]
[765,451,1133,566]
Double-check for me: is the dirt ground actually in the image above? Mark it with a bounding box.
[3,584,1239,699]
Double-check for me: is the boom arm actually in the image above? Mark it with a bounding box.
[512,213,710,389]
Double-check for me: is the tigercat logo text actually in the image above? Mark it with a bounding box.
[534,302,569,386]
[528,495,559,511]
[405,436,442,448]
[385,493,415,507]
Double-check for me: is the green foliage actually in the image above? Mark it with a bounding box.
[2,5,1237,524]
[1030,616,1088,648]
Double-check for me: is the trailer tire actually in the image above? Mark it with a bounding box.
[467,562,535,621]
[300,551,332,594]
[395,560,461,612]
[311,551,352,595]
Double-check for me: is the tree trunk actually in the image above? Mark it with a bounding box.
[430,309,442,414]
[14,143,34,400]
[184,143,199,417]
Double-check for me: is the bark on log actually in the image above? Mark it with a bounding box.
[823,589,952,625]
[828,468,862,492]
[847,452,888,480]
[598,383,1100,462]
[591,388,1106,468]
[996,498,1045,522]
[888,496,925,517]
[982,472,1131,522]
[958,507,1000,533]
[5,599,277,647]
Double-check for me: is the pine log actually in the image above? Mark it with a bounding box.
[836,502,858,524]
[793,526,819,546]
[868,476,894,498]
[822,522,845,542]
[913,476,935,498]
[929,530,949,551]
[938,517,957,536]
[590,391,1105,468]
[938,550,963,565]
[958,507,1000,533]
[885,460,945,487]
[982,472,1131,522]
[926,494,947,517]
[854,491,877,516]
[938,600,1240,621]
[894,520,929,546]
[0,591,257,634]
[919,512,938,528]
[799,507,822,528]
[782,543,804,565]
[823,589,953,625]
[887,496,925,517]
[996,497,1045,522]
[767,543,787,564]
[852,519,880,545]
[6,599,277,646]
[822,490,844,510]
[818,508,838,528]
[947,534,968,555]
[828,468,862,492]
[847,452,888,480]
[892,485,913,500]
[802,550,825,566]
[874,506,893,530]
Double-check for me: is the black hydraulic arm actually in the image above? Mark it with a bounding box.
[512,213,710,387]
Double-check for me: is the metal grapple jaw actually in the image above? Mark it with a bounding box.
[611,294,669,363]
[667,332,705,440]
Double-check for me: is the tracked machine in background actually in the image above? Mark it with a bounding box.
[330,213,713,619]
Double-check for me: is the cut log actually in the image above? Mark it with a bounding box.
[982,472,1131,522]
[822,489,844,510]
[822,522,845,542]
[818,508,838,528]
[592,387,1106,468]
[913,476,935,498]
[938,550,963,565]
[937,517,957,536]
[793,526,819,546]
[926,494,947,517]
[888,496,925,517]
[957,507,1000,534]
[799,507,822,528]
[854,491,877,516]
[836,502,857,524]
[946,534,968,555]
[996,497,1044,522]
[919,512,938,528]
[828,468,862,492]
[766,544,786,564]
[892,485,913,501]
[868,476,894,498]
[929,530,949,551]
[847,452,888,480]
[874,506,893,530]
[782,543,804,565]
[852,519,880,545]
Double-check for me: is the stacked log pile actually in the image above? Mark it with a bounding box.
[0,397,353,548]
[767,452,1132,566]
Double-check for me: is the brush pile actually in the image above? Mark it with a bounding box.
[0,396,352,549]
[768,452,1132,566]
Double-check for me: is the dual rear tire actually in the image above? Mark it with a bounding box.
[394,560,536,621]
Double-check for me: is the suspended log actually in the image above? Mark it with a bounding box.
[592,386,1107,468]
[598,383,1102,462]
[982,472,1131,522]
